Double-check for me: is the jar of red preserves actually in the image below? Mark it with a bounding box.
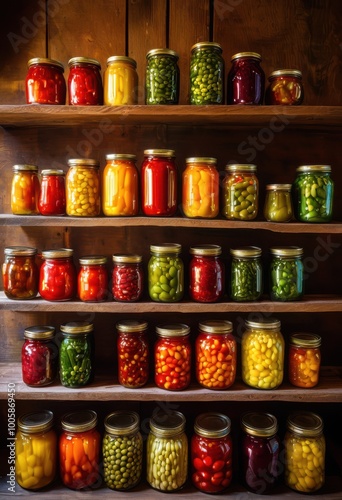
[22,325,58,386]
[39,248,77,301]
[196,320,236,389]
[154,324,191,390]
[66,159,101,216]
[116,320,149,388]
[59,410,100,490]
[2,246,39,299]
[189,245,225,302]
[182,157,219,218]
[26,57,66,104]
[112,254,143,301]
[191,413,233,493]
[38,169,66,215]
[102,154,139,216]
[11,164,40,215]
[141,149,177,216]
[78,255,109,302]
[68,57,103,105]
[288,333,321,388]
[265,69,304,105]
[227,52,265,104]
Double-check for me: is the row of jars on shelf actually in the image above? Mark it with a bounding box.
[15,407,325,494]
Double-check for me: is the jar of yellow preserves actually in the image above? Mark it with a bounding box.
[11,164,40,215]
[66,159,100,216]
[102,154,139,215]
[104,56,138,105]
[182,157,219,218]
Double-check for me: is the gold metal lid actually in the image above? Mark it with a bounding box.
[150,243,181,254]
[270,246,303,257]
[245,317,281,330]
[24,325,55,340]
[231,52,261,61]
[67,158,100,168]
[156,323,190,338]
[269,69,302,79]
[266,183,292,191]
[146,48,179,60]
[18,410,54,434]
[290,333,321,348]
[27,58,64,71]
[149,410,186,437]
[286,411,323,437]
[191,42,222,53]
[106,56,137,68]
[230,246,262,258]
[13,164,38,172]
[104,411,140,435]
[296,165,331,173]
[41,169,65,176]
[4,246,37,256]
[61,410,98,432]
[190,244,222,257]
[116,320,148,333]
[68,57,101,68]
[106,153,137,161]
[199,320,233,334]
[241,412,278,437]
[41,248,73,259]
[194,413,231,438]
[144,149,175,157]
[225,163,257,172]
[186,157,217,165]
[79,255,107,265]
[60,321,94,335]
[112,254,142,264]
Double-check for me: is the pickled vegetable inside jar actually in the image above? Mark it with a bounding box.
[230,246,262,301]
[222,164,258,220]
[2,246,39,300]
[189,245,225,302]
[104,56,138,105]
[227,52,264,105]
[264,183,293,222]
[265,69,304,105]
[39,248,77,301]
[78,255,109,302]
[11,164,40,215]
[182,157,219,218]
[145,48,179,104]
[112,254,143,302]
[26,57,66,104]
[116,320,149,388]
[190,42,224,104]
[38,169,66,216]
[148,243,184,302]
[288,333,321,388]
[22,325,58,386]
[270,246,304,301]
[66,158,100,216]
[68,57,103,105]
[102,154,139,216]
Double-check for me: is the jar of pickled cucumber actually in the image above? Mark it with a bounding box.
[190,42,224,104]
[264,184,293,222]
[265,69,304,105]
[292,165,334,222]
[116,320,149,388]
[230,246,262,301]
[104,56,138,105]
[11,164,40,215]
[189,245,225,302]
[22,325,58,386]
[148,243,184,302]
[288,333,321,388]
[66,158,100,216]
[222,164,259,220]
[78,255,109,302]
[146,410,188,491]
[2,246,39,299]
[102,154,139,216]
[15,410,57,490]
[242,318,284,389]
[182,157,219,218]
[284,412,325,493]
[270,246,304,301]
[145,48,179,104]
[227,52,264,105]
[112,254,143,301]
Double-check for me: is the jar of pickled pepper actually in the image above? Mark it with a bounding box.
[68,57,103,105]
[288,333,321,388]
[189,244,225,302]
[148,243,184,302]
[11,164,40,215]
[66,158,101,216]
[39,248,77,301]
[265,69,304,105]
[227,52,265,104]
[264,183,293,222]
[116,320,149,388]
[270,246,304,301]
[230,246,262,301]
[145,48,179,104]
[22,325,58,386]
[182,157,219,218]
[26,57,66,104]
[190,42,224,104]
[112,254,143,301]
[38,169,66,216]
[222,164,259,220]
[2,246,39,299]
[78,255,109,302]
[104,56,138,105]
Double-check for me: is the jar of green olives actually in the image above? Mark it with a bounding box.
[222,164,259,220]
[270,247,304,301]
[264,184,293,222]
[190,42,224,104]
[230,246,263,301]
[145,48,179,104]
[148,243,184,302]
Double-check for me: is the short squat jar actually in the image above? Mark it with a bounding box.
[22,325,58,387]
[104,56,138,105]
[265,69,304,105]
[78,255,109,302]
[145,48,179,104]
[2,246,39,300]
[39,248,77,301]
[230,246,262,301]
[112,254,143,302]
[189,244,225,302]
[26,57,66,104]
[182,157,219,218]
[189,42,224,104]
[11,164,40,215]
[270,246,304,301]
[264,183,293,222]
[66,158,101,216]
[222,164,258,220]
[116,320,149,388]
[227,52,264,104]
[148,243,184,302]
[102,154,139,216]
[68,57,103,105]
[288,333,321,388]
[38,169,66,216]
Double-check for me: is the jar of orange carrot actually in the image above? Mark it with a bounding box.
[288,333,321,388]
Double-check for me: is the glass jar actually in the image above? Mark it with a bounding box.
[182,157,219,218]
[189,245,225,302]
[11,164,40,215]
[15,410,57,490]
[270,246,304,301]
[285,412,325,493]
[102,153,139,216]
[116,320,149,388]
[240,412,280,494]
[265,69,304,105]
[21,325,58,386]
[145,48,179,104]
[227,52,265,104]
[230,246,262,301]
[103,411,143,490]
[78,255,109,302]
[39,248,77,301]
[191,413,232,493]
[148,243,184,302]
[288,333,321,388]
[59,321,94,387]
[66,158,101,216]
[2,246,39,299]
[292,165,334,222]
[38,169,66,216]
[222,164,259,220]
[112,254,143,301]
[60,410,100,490]
[190,42,224,104]
[196,320,236,390]
[68,57,103,105]
[141,149,177,216]
[242,318,284,389]
[26,57,66,104]
[264,183,293,222]
[104,56,138,105]
[154,323,191,390]
[146,410,188,491]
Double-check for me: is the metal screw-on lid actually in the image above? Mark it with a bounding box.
[146,48,179,60]
[241,412,278,437]
[230,246,262,259]
[4,246,37,256]
[266,183,292,191]
[225,163,257,172]
[149,410,186,437]
[150,243,181,254]
[116,320,148,333]
[286,411,323,437]
[245,317,281,330]
[144,149,176,157]
[28,58,64,71]
[61,410,98,433]
[104,411,140,436]
[231,52,261,61]
[186,157,217,165]
[269,69,302,80]
[13,164,38,172]
[199,320,233,334]
[60,321,94,335]
[105,153,137,161]
[67,158,100,168]
[290,333,321,348]
[194,413,231,439]
[41,248,73,259]
[68,57,101,68]
[190,244,222,257]
[270,246,303,258]
[296,165,331,173]
[18,410,54,434]
[112,254,142,264]
[24,325,55,340]
[191,42,222,54]
[79,255,107,265]
[106,56,137,68]
[156,323,190,338]
[41,169,65,176]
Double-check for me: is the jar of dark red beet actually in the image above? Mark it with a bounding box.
[112,254,143,301]
[22,325,58,386]
[227,52,265,104]
[38,169,66,216]
[68,57,103,105]
[26,57,66,104]
[39,248,77,301]
[189,245,225,302]
[116,320,149,388]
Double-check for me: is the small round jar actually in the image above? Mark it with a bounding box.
[230,246,262,301]
[189,245,225,302]
[141,149,177,216]
[242,318,284,389]
[103,411,143,490]
[15,410,57,490]
[227,52,265,104]
[39,248,77,301]
[264,183,293,222]
[146,410,188,491]
[26,57,66,104]
[66,158,101,216]
[68,57,103,105]
[59,410,100,490]
[288,333,321,388]
[104,56,138,105]
[116,320,149,388]
[148,243,184,302]
[190,42,224,104]
[38,169,66,216]
[270,246,304,301]
[22,325,58,386]
[182,157,219,218]
[11,164,40,215]
[78,255,109,302]
[154,323,191,390]
[240,412,280,494]
[265,69,304,105]
[292,165,334,222]
[196,320,236,390]
[145,48,179,104]
[222,164,259,220]
[285,412,325,493]
[112,254,143,302]
[2,246,39,299]
[191,413,232,493]
[102,154,139,216]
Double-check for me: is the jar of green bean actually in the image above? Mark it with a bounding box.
[148,243,184,302]
[222,164,259,220]
[230,246,263,301]
[270,247,304,301]
[145,48,179,104]
[103,411,143,490]
[190,42,224,104]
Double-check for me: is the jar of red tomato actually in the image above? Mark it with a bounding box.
[59,410,100,490]
[26,57,66,104]
[189,245,225,302]
[116,320,149,388]
[68,57,103,105]
[11,164,40,215]
[22,325,58,386]
[38,169,66,215]
[154,324,191,390]
[191,412,233,493]
[39,248,77,301]
[2,246,39,300]
[78,255,109,302]
[265,69,304,105]
[227,52,265,104]
[288,333,321,388]
[112,254,143,301]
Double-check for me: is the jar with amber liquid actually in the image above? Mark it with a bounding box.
[182,157,219,218]
[11,164,40,215]
[288,333,321,388]
[102,154,139,215]
[264,183,293,222]
[2,246,39,299]
[265,69,304,105]
[66,159,100,216]
[104,56,138,105]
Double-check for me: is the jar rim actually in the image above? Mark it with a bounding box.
[104,411,140,435]
[266,183,292,191]
[112,253,142,264]
[230,246,262,258]
[190,244,222,256]
[106,55,137,68]
[27,57,64,71]
[116,320,148,333]
[156,323,190,337]
[24,325,55,340]
[191,42,222,53]
[149,410,186,437]
[296,165,331,173]
[290,332,321,348]
[231,52,261,61]
[67,158,100,168]
[245,318,281,330]
[225,163,257,172]
[60,321,94,334]
[286,411,323,437]
[41,248,73,259]
[150,243,181,254]
[270,246,303,257]
[268,69,302,79]
[186,157,217,165]
[41,169,65,176]
[241,412,278,437]
[144,149,175,157]
[4,246,37,256]
[146,48,179,60]
[18,410,54,433]
[105,153,137,161]
[68,56,101,68]
[79,255,107,265]
[61,410,98,432]
[194,413,231,438]
[13,164,38,172]
[199,320,233,334]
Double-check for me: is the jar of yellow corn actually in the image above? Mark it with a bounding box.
[104,56,138,105]
[66,159,100,216]
[102,153,139,215]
